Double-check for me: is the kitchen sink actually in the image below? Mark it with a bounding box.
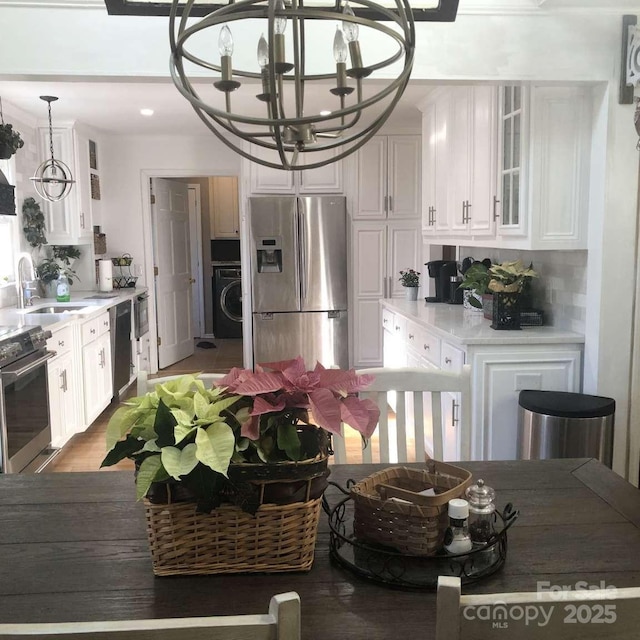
[26,306,89,314]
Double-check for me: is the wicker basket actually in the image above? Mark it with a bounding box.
[350,461,473,557]
[144,452,329,576]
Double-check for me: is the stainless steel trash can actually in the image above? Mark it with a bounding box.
[518,390,615,467]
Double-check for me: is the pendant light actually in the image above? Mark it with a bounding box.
[30,96,75,203]
[169,0,416,171]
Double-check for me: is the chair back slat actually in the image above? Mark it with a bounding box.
[333,366,471,465]
[431,390,444,460]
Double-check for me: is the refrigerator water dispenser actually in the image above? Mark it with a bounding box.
[256,237,283,273]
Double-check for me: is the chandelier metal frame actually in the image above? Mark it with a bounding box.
[169,0,416,170]
[30,96,75,203]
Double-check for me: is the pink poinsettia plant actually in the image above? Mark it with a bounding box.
[216,356,380,460]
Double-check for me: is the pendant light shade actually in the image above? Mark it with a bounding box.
[30,96,75,203]
[169,0,416,171]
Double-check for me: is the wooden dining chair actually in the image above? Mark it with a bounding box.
[436,576,640,640]
[332,365,472,464]
[0,592,301,640]
[136,370,226,395]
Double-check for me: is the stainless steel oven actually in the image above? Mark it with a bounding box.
[0,326,54,473]
[134,292,149,339]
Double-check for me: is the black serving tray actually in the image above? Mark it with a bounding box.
[323,482,518,590]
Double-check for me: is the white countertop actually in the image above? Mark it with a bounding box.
[0,288,148,333]
[381,299,585,346]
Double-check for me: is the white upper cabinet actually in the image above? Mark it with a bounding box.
[420,84,590,250]
[210,176,239,238]
[38,125,96,245]
[353,135,421,220]
[248,144,343,194]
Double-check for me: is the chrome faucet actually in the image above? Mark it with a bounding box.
[16,253,41,308]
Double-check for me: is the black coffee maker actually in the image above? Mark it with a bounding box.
[425,260,459,302]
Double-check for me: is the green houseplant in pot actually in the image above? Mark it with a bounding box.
[399,268,420,301]
[101,357,379,575]
[487,260,538,330]
[0,122,24,160]
[459,262,491,311]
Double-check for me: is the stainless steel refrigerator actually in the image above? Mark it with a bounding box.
[249,196,348,369]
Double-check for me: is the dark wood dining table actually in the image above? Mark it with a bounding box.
[2,459,640,639]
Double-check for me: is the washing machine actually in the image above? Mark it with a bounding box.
[213,267,243,338]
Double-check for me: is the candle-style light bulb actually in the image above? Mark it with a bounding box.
[274,0,287,35]
[218,25,234,56]
[342,1,358,43]
[257,33,269,68]
[333,26,347,64]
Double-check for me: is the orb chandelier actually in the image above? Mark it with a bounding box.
[169,0,415,170]
[30,96,75,202]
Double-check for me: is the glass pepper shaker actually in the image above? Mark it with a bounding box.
[465,479,496,544]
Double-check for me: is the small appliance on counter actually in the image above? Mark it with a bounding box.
[425,260,459,303]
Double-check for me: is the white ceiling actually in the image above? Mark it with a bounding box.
[0,79,431,136]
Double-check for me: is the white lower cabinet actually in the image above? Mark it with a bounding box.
[81,313,113,426]
[381,303,583,462]
[48,350,78,448]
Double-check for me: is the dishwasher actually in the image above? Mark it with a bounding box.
[110,301,132,400]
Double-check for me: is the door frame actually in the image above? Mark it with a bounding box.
[187,183,205,339]
[140,168,242,374]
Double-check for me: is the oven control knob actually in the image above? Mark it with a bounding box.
[0,342,22,360]
[32,330,52,346]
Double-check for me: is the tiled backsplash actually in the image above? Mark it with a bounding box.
[459,247,588,334]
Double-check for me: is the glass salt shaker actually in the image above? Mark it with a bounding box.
[443,498,472,554]
[465,479,496,544]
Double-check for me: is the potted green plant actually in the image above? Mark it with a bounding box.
[458,262,491,311]
[22,197,47,249]
[399,268,420,301]
[486,260,538,330]
[36,258,79,298]
[101,358,380,575]
[52,245,82,267]
[0,122,24,160]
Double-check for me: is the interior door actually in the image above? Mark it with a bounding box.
[152,178,194,369]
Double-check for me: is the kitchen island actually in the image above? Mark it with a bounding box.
[380,300,585,461]
[0,459,638,640]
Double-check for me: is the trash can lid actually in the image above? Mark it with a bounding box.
[518,390,615,419]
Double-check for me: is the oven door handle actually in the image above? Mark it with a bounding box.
[2,351,56,383]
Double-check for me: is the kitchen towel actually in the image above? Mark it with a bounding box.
[98,259,113,292]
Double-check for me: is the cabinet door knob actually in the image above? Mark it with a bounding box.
[395,325,401,331]
[383,318,388,324]
[90,328,96,335]
[423,344,430,350]
[445,357,452,364]
[408,333,414,340]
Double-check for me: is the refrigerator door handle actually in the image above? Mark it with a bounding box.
[299,206,307,302]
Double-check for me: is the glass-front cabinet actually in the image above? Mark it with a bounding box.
[497,85,527,236]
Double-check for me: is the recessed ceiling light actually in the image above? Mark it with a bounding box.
[140,108,154,116]
[319,110,332,116]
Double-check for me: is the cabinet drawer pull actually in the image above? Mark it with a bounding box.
[58,340,65,347]
[395,325,401,331]
[493,195,501,221]
[423,344,430,350]
[445,357,452,364]
[90,328,96,335]
[383,318,388,324]
[408,333,414,340]
[452,399,459,426]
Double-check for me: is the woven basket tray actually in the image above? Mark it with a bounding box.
[145,496,322,576]
[350,461,473,556]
